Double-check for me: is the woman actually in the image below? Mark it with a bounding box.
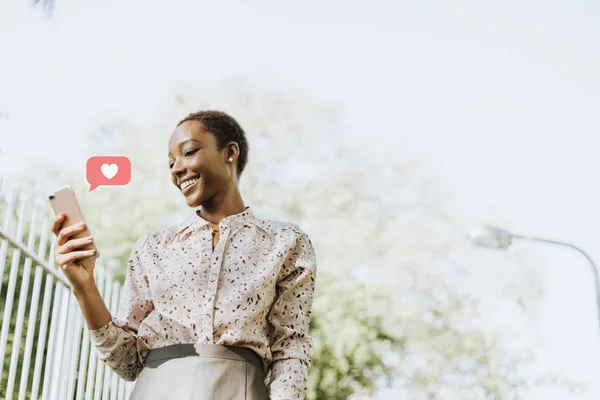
[52,110,317,399]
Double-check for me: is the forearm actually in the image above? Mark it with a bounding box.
[75,277,144,381]
[72,277,112,330]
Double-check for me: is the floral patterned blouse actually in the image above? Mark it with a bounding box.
[89,207,317,399]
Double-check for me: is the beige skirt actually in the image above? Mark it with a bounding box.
[130,343,269,400]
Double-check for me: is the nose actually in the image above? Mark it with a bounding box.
[171,158,186,179]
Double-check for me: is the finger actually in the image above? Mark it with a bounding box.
[55,252,76,269]
[60,250,96,268]
[57,222,87,245]
[54,254,70,268]
[51,213,66,235]
[58,236,93,253]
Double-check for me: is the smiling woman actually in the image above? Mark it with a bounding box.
[51,110,317,400]
[168,112,248,213]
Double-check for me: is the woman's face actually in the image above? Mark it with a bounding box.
[168,120,233,208]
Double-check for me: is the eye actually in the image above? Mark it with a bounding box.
[169,163,174,169]
[184,149,198,157]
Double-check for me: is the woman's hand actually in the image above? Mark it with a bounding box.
[52,212,97,293]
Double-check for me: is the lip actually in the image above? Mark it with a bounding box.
[181,177,200,195]
[178,176,199,189]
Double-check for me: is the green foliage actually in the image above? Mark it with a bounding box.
[308,275,400,399]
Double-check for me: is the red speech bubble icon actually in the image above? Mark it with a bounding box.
[86,156,132,192]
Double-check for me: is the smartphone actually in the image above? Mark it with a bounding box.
[49,185,99,261]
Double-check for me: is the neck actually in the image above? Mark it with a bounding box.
[199,185,246,225]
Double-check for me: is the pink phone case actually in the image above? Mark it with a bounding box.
[49,185,99,260]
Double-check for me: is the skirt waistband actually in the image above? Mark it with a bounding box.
[143,343,263,370]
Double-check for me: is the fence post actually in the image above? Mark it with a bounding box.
[0,183,127,400]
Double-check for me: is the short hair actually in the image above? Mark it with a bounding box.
[177,110,249,177]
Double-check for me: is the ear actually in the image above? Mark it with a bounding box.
[225,142,240,163]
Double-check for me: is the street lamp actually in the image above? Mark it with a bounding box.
[468,226,600,332]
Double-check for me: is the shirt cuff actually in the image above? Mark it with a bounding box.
[89,317,118,346]
[269,358,309,400]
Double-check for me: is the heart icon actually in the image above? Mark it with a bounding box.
[101,163,119,179]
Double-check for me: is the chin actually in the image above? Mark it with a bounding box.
[185,195,203,208]
[181,188,203,208]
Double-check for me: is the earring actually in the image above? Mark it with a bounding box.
[228,157,233,162]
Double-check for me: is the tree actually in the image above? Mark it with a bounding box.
[32,0,53,14]
[21,80,558,399]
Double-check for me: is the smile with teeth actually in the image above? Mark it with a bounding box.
[180,177,200,191]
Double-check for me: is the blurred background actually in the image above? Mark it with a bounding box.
[1,0,599,399]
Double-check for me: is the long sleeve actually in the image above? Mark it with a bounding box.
[89,234,154,381]
[267,232,317,399]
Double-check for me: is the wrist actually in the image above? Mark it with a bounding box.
[71,278,98,298]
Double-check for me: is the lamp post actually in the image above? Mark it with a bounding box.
[468,226,600,332]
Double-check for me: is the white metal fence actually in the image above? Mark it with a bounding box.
[0,179,134,400]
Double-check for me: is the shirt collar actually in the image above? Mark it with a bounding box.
[188,206,255,230]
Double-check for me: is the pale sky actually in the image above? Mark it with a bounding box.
[1,0,600,398]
